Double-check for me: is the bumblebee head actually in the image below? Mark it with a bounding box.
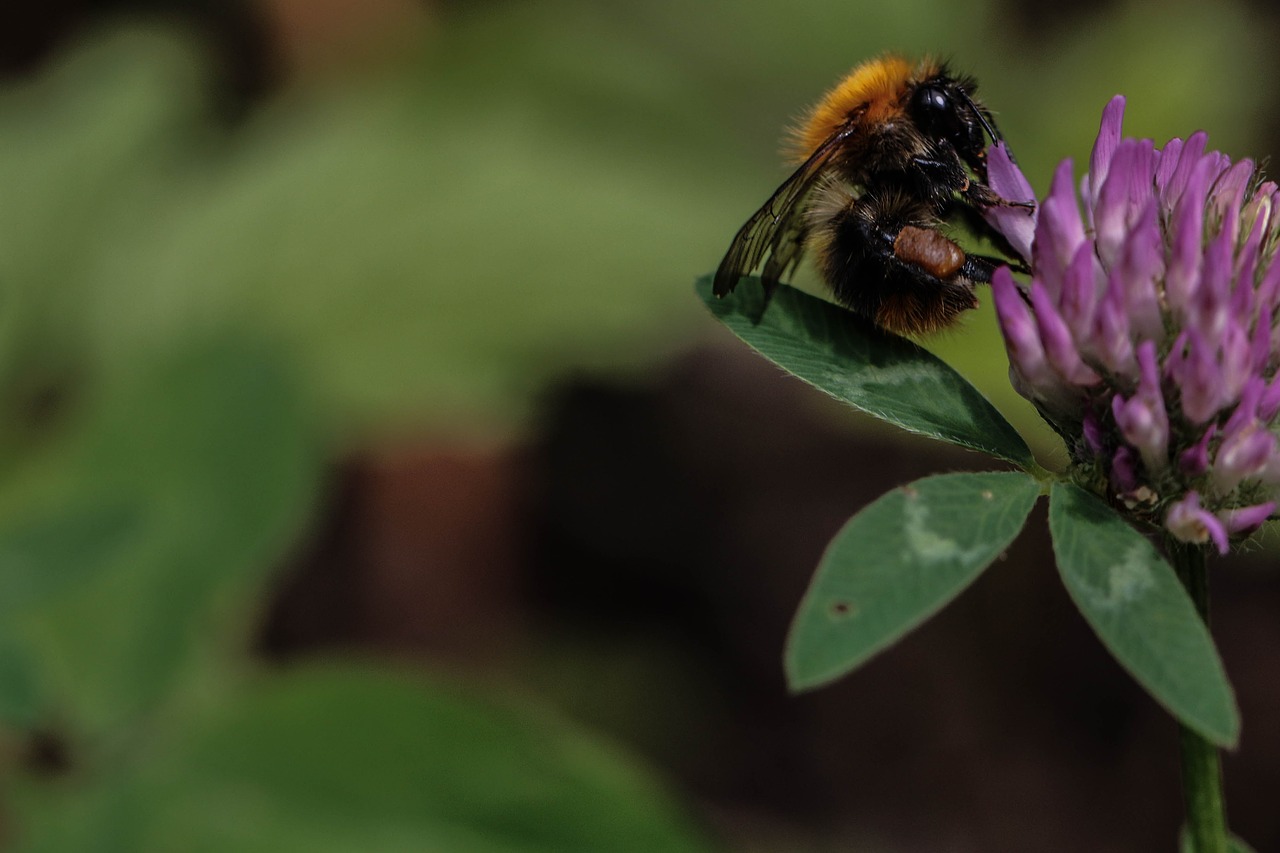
[908,72,1001,176]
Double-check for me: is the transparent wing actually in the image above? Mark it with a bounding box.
[712,127,854,298]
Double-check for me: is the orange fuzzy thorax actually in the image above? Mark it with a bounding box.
[790,55,933,162]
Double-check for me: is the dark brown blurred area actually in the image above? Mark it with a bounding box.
[0,1,273,115]
[264,340,1280,853]
[0,0,430,111]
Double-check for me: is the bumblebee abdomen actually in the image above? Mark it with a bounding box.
[812,188,979,335]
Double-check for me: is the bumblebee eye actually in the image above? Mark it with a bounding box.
[911,84,961,138]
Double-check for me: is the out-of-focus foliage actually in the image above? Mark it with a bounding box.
[0,335,708,850]
[0,18,729,438]
[0,338,321,736]
[1,0,1274,442]
[15,665,708,853]
[0,7,735,846]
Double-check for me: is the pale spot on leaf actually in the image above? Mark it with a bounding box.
[1081,544,1156,611]
[902,495,983,564]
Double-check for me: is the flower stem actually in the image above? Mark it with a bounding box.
[1168,540,1229,853]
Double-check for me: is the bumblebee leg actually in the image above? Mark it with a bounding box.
[910,156,966,177]
[958,179,1036,211]
[909,155,971,202]
[937,198,1033,271]
[958,254,998,283]
[960,253,1030,281]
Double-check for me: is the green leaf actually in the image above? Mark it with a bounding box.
[0,630,42,728]
[696,276,1033,468]
[0,501,140,617]
[9,337,324,734]
[786,471,1040,691]
[13,666,711,853]
[1048,483,1239,747]
[0,25,755,435]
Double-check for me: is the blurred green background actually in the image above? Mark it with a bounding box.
[2,1,1280,851]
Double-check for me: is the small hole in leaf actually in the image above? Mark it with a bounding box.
[829,600,855,619]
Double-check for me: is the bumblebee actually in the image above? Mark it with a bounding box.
[713,55,1028,335]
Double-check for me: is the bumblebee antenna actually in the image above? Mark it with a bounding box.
[959,89,1002,143]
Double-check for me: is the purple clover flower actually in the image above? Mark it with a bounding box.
[985,96,1279,553]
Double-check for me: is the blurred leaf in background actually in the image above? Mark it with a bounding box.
[0,334,710,851]
[13,666,709,853]
[0,336,322,736]
[0,15,728,440]
[0,0,1274,444]
[0,5,735,847]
